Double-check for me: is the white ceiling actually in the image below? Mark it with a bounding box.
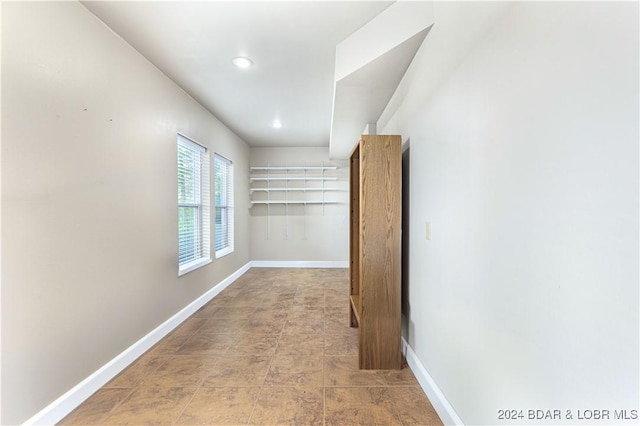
[82,1,393,149]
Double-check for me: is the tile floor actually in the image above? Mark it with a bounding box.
[59,268,443,425]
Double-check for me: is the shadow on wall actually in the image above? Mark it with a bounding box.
[401,140,411,338]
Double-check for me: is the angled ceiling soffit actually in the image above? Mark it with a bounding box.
[330,1,434,159]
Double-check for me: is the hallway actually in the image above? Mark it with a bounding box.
[59,268,442,425]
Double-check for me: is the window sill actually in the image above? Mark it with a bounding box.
[178,257,212,276]
[215,247,234,259]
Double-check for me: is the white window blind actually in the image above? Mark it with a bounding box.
[214,154,234,258]
[177,134,210,275]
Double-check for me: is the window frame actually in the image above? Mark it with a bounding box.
[214,153,234,259]
[177,134,211,276]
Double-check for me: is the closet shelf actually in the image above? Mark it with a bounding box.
[250,166,337,171]
[250,200,341,205]
[250,187,346,193]
[249,162,346,242]
[250,177,337,182]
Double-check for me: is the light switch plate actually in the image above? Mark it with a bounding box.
[426,221,432,240]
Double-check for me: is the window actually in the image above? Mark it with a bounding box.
[214,154,234,258]
[177,134,211,275]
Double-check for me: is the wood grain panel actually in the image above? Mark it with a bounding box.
[350,135,401,370]
[349,295,361,325]
[349,146,361,328]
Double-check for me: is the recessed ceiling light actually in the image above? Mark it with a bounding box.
[232,57,253,69]
[272,120,282,129]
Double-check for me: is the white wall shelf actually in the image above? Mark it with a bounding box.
[249,162,347,239]
[250,188,346,193]
[250,177,337,182]
[251,200,340,205]
[250,166,337,171]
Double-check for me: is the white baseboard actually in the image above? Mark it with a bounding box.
[250,260,348,268]
[23,261,252,426]
[401,338,464,426]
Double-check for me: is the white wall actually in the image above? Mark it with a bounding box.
[381,2,639,424]
[1,2,250,423]
[249,147,349,262]
[0,1,4,422]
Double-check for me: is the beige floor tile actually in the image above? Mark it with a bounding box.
[324,356,387,387]
[383,358,419,386]
[191,302,223,318]
[259,290,292,300]
[324,318,355,335]
[261,292,296,301]
[325,280,349,288]
[324,306,350,320]
[325,289,348,299]
[290,299,324,312]
[324,387,402,426]
[387,386,443,425]
[264,356,324,387]
[294,289,320,297]
[243,289,272,298]
[171,318,208,338]
[242,320,286,335]
[105,354,166,388]
[294,296,324,307]
[275,333,324,356]
[218,286,244,298]
[202,356,271,386]
[199,317,248,334]
[324,333,358,356]
[62,268,444,426]
[269,285,297,294]
[239,280,271,288]
[141,356,218,388]
[102,387,196,425]
[175,387,260,425]
[226,333,280,357]
[253,307,288,319]
[287,309,324,321]
[324,307,349,321]
[295,287,324,294]
[287,310,324,323]
[259,299,294,311]
[282,317,324,334]
[244,309,288,334]
[210,305,258,319]
[249,387,323,425]
[146,333,191,356]
[325,295,349,305]
[327,325,358,338]
[243,271,276,280]
[240,275,274,284]
[176,333,235,356]
[225,296,264,308]
[59,388,133,425]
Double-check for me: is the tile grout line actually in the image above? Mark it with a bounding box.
[247,276,283,425]
[246,384,265,425]
[385,381,407,426]
[323,285,327,426]
[171,385,201,426]
[84,387,136,426]
[178,274,251,425]
[95,346,173,424]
